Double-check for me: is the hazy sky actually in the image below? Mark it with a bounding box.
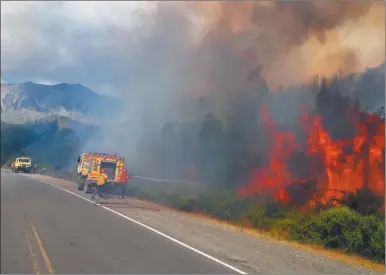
[2,1,384,160]
[1,1,158,95]
[2,1,384,99]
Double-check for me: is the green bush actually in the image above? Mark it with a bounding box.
[272,218,296,233]
[179,196,197,212]
[360,215,385,261]
[289,213,324,244]
[320,207,363,252]
[289,206,385,263]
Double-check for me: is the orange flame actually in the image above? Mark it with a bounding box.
[242,106,385,207]
[244,106,298,202]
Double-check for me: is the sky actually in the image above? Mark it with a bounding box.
[1,1,384,100]
[1,1,158,95]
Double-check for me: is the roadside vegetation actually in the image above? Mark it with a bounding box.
[125,182,385,264]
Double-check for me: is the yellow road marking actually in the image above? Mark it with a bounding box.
[25,231,41,274]
[29,220,55,274]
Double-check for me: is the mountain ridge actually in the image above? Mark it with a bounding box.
[1,81,121,124]
[1,62,384,125]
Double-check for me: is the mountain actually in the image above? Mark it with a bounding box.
[1,62,384,125]
[1,82,121,124]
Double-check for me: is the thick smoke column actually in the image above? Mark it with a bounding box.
[85,1,384,175]
[193,1,384,89]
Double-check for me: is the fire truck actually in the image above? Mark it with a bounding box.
[76,152,126,193]
[12,156,33,173]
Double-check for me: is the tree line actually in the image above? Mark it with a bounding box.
[144,77,385,193]
[1,118,84,172]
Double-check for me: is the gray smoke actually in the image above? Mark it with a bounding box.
[2,1,383,176]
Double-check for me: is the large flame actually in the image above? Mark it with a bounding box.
[243,106,297,203]
[306,112,385,200]
[243,106,385,207]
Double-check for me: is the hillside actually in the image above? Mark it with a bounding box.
[1,118,96,170]
[1,82,121,124]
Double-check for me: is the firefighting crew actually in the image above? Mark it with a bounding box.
[91,167,133,200]
[119,168,131,199]
[92,168,108,200]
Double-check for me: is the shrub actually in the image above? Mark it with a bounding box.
[244,203,276,230]
[318,207,363,252]
[179,196,197,212]
[289,213,324,244]
[289,206,385,263]
[264,201,287,218]
[359,215,385,262]
[272,218,296,237]
[196,191,249,222]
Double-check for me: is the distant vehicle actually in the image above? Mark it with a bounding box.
[12,157,33,173]
[76,152,126,194]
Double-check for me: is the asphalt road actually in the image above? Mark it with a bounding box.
[1,170,240,274]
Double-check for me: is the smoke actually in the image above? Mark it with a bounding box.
[194,1,384,88]
[81,1,384,175]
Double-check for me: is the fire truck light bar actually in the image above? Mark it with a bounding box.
[83,152,125,161]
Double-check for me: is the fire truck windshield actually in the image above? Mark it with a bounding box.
[19,158,31,163]
[100,161,117,180]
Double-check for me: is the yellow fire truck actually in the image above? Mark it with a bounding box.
[12,157,33,173]
[76,152,125,193]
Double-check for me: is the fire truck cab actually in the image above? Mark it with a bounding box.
[76,152,125,193]
[12,157,33,173]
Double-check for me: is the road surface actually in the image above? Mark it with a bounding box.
[1,170,244,274]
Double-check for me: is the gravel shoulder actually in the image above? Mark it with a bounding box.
[26,173,385,274]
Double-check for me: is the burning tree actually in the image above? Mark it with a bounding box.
[242,84,385,210]
[151,73,384,214]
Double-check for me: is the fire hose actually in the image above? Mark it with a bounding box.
[132,175,207,187]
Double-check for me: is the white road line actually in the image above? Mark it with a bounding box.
[24,174,247,274]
